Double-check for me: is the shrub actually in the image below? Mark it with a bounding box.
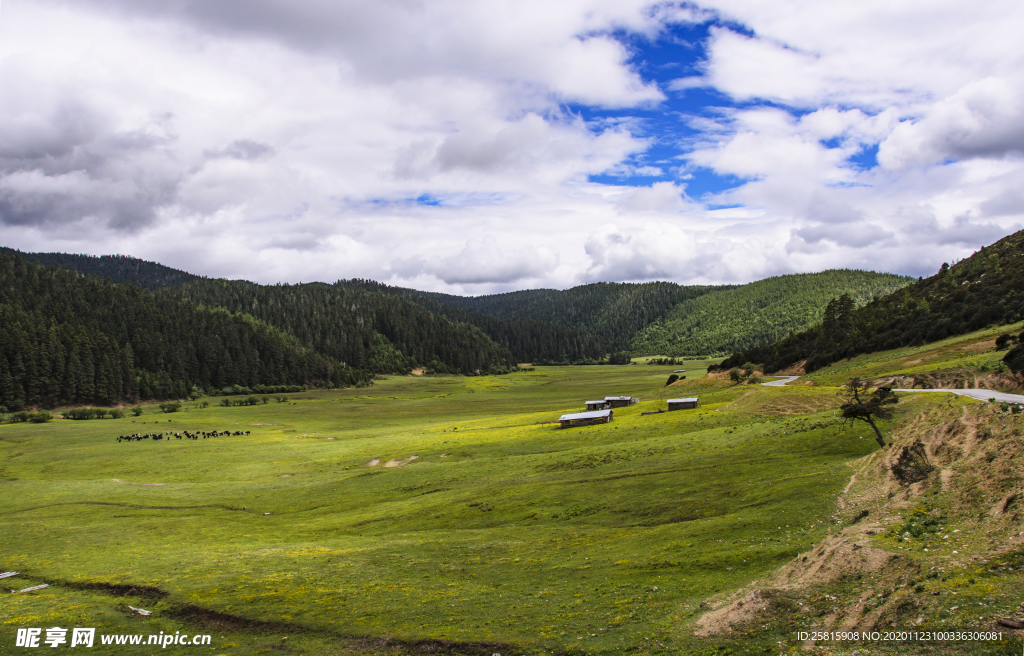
[261,396,270,405]
[158,402,182,413]
[130,406,144,417]
[110,409,125,419]
[66,408,98,420]
[11,411,31,422]
[29,411,52,423]
[666,374,679,386]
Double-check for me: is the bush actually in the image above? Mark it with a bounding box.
[29,411,52,423]
[607,352,632,365]
[110,409,125,419]
[11,411,31,422]
[261,396,270,405]
[130,406,144,417]
[666,374,679,386]
[66,408,100,420]
[158,402,182,413]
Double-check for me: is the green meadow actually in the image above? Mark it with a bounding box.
[2,361,887,654]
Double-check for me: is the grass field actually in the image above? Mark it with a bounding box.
[0,347,1018,655]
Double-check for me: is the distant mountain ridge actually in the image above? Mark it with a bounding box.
[395,282,733,352]
[1,247,924,373]
[0,247,199,290]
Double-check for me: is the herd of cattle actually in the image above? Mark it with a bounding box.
[117,430,251,442]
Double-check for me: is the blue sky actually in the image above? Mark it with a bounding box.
[1,0,1022,292]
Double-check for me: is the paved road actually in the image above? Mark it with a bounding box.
[759,375,1024,404]
[761,376,801,387]
[891,388,1024,404]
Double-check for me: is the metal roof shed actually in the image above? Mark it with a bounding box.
[667,397,699,410]
[604,396,638,408]
[558,409,613,428]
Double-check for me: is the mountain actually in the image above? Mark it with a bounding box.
[0,247,199,290]
[335,280,606,364]
[629,270,914,357]
[408,282,732,352]
[164,279,517,375]
[715,230,1024,374]
[0,252,366,409]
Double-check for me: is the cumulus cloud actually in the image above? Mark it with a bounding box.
[879,78,1024,169]
[392,236,559,285]
[2,0,1024,291]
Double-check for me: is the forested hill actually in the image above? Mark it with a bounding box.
[715,230,1024,374]
[630,270,914,357]
[336,280,605,364]
[0,252,366,409]
[0,247,198,290]
[409,282,732,352]
[165,279,517,375]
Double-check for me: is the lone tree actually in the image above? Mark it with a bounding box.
[839,377,898,447]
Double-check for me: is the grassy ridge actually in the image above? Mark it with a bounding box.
[717,228,1024,373]
[0,366,878,654]
[630,270,913,357]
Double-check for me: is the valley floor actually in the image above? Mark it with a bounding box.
[1,334,1023,655]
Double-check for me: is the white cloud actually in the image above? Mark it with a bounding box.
[392,236,559,285]
[879,78,1024,169]
[2,0,1024,294]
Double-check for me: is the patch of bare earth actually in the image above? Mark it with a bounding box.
[384,455,419,467]
[871,370,1022,392]
[694,403,1024,638]
[774,360,807,376]
[409,368,425,376]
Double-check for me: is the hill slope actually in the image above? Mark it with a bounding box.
[413,282,732,352]
[716,229,1024,373]
[630,270,914,357]
[165,279,517,375]
[0,247,199,290]
[336,280,606,364]
[0,253,366,409]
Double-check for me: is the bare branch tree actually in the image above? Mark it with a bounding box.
[839,377,898,448]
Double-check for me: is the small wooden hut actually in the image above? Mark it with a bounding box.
[558,409,613,428]
[585,400,611,411]
[667,397,699,410]
[604,396,638,408]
